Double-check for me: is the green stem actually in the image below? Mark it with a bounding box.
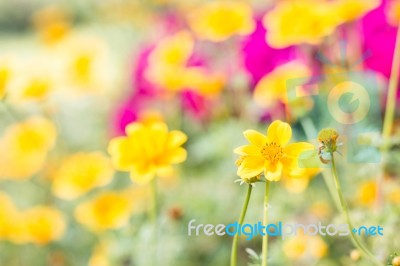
[299,118,341,210]
[150,178,158,223]
[0,99,19,122]
[261,181,271,266]
[378,23,400,209]
[150,178,158,266]
[230,184,253,266]
[382,24,400,140]
[330,154,383,266]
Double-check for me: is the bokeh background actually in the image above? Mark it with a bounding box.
[0,0,399,265]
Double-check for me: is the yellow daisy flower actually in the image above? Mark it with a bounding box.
[31,5,71,44]
[253,61,311,109]
[188,1,255,42]
[145,31,225,96]
[283,233,328,260]
[108,121,187,185]
[263,1,340,48]
[148,30,194,68]
[334,0,379,23]
[357,180,377,206]
[0,56,14,99]
[0,116,57,180]
[0,192,19,240]
[234,120,314,182]
[24,206,66,245]
[52,152,115,200]
[74,191,132,232]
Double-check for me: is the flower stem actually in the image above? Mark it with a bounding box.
[150,178,158,223]
[150,178,158,266]
[330,154,383,266]
[0,99,19,122]
[230,184,253,266]
[378,23,400,209]
[382,24,400,140]
[261,180,271,266]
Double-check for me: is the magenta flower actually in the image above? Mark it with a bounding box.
[241,19,296,85]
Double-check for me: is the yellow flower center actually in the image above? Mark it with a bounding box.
[260,142,284,163]
[73,54,93,82]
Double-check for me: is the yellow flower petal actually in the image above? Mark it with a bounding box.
[125,122,144,136]
[267,120,292,146]
[107,137,137,170]
[130,164,156,185]
[166,130,188,150]
[264,161,283,181]
[163,147,187,164]
[243,129,267,146]
[188,2,255,42]
[233,145,261,156]
[237,155,264,179]
[284,142,315,157]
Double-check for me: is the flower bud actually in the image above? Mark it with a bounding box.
[393,256,400,266]
[318,128,339,164]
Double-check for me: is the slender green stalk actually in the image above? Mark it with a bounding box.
[299,118,341,210]
[230,184,253,266]
[150,178,158,266]
[150,178,158,223]
[378,24,400,208]
[261,181,271,266]
[382,24,400,140]
[0,100,19,122]
[330,154,383,266]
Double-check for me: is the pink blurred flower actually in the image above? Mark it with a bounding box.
[362,0,396,79]
[241,19,296,85]
[361,0,400,101]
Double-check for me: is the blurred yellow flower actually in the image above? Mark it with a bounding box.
[0,116,57,180]
[386,0,400,26]
[334,0,379,23]
[89,241,110,266]
[146,31,225,96]
[75,191,132,232]
[263,1,340,48]
[282,168,320,194]
[357,180,377,206]
[54,35,117,95]
[148,31,194,67]
[32,5,71,44]
[388,186,400,204]
[52,152,115,200]
[0,192,19,240]
[0,59,13,99]
[234,120,314,181]
[253,62,311,109]
[24,206,66,245]
[108,121,187,184]
[188,1,255,42]
[283,233,328,260]
[182,67,225,96]
[310,201,332,219]
[4,53,58,103]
